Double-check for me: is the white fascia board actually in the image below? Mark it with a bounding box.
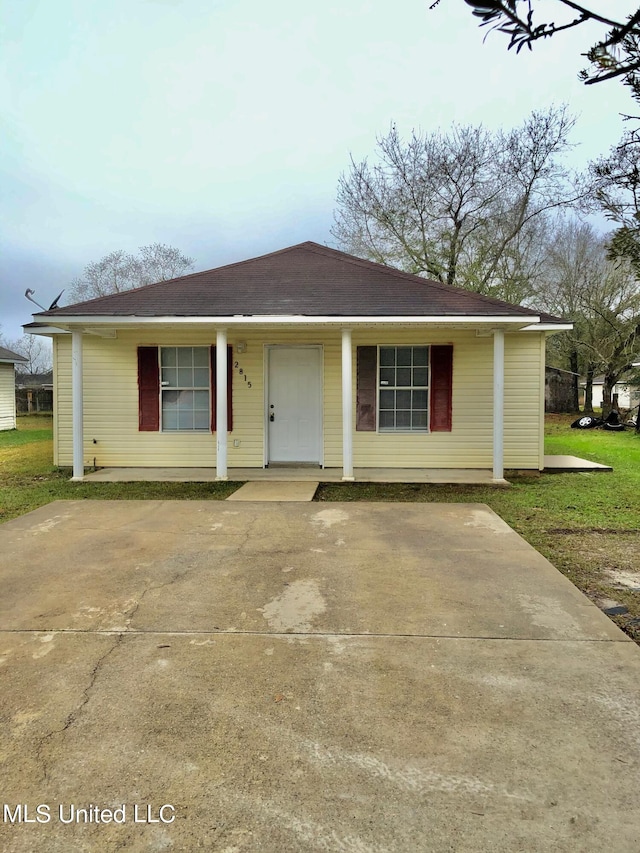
[24,324,70,335]
[36,314,540,327]
[522,323,572,332]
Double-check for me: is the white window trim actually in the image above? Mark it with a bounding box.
[159,345,211,433]
[377,344,431,434]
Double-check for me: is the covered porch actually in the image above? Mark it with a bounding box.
[65,324,518,485]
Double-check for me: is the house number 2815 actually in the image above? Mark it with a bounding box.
[234,361,252,388]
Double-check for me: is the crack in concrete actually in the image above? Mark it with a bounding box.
[35,633,125,783]
[118,514,258,631]
[123,552,221,630]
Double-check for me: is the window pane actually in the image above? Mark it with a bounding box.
[162,368,178,388]
[162,410,178,430]
[412,411,428,430]
[396,390,411,409]
[161,348,176,367]
[397,347,412,366]
[379,410,394,430]
[396,368,411,386]
[178,390,194,407]
[193,390,209,410]
[413,367,428,386]
[380,367,395,386]
[177,348,193,367]
[379,347,395,367]
[396,410,411,429]
[193,347,209,367]
[177,367,193,387]
[162,390,179,408]
[412,390,428,409]
[193,367,209,388]
[194,409,209,429]
[379,389,395,410]
[178,410,194,430]
[413,347,429,366]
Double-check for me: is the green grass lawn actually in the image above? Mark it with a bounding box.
[2,413,639,641]
[0,416,237,521]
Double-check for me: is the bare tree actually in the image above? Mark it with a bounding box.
[444,1,640,99]
[332,106,579,303]
[69,243,195,303]
[0,332,52,374]
[539,218,640,414]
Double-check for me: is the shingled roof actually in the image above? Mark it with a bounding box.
[37,242,564,323]
[0,346,28,363]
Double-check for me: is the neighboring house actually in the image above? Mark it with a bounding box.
[15,371,54,414]
[585,375,640,410]
[25,242,570,481]
[0,346,28,430]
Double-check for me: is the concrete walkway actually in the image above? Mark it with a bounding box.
[227,481,319,501]
[1,500,639,852]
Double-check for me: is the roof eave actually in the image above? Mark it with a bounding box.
[32,313,543,328]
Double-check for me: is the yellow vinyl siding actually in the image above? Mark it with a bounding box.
[0,363,17,430]
[503,333,543,470]
[53,326,544,470]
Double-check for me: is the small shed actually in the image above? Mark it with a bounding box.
[0,346,28,430]
[545,367,579,413]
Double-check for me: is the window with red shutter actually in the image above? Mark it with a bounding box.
[356,346,377,431]
[137,347,160,431]
[356,344,453,434]
[430,345,453,432]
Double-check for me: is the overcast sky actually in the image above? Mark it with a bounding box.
[1,0,637,341]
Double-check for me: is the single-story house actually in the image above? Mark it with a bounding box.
[584,374,640,411]
[0,346,28,431]
[25,241,570,482]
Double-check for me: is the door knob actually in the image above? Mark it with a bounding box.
[270,413,275,422]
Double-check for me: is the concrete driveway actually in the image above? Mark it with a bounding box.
[1,500,639,853]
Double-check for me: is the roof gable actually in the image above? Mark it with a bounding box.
[0,346,28,363]
[36,241,563,322]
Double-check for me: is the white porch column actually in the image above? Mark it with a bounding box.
[71,329,84,481]
[492,328,505,482]
[216,328,228,480]
[341,328,355,481]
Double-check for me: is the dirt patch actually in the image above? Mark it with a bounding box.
[542,530,640,642]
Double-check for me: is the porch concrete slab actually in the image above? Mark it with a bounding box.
[1,500,639,853]
[544,454,612,473]
[83,466,500,484]
[226,481,319,501]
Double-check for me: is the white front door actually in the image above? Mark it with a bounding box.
[267,346,322,464]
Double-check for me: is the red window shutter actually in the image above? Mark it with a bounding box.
[430,345,453,432]
[356,346,377,431]
[210,345,233,432]
[138,347,160,431]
